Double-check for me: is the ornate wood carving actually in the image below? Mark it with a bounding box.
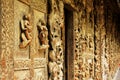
[14,58,46,70]
[74,0,95,79]
[13,0,48,80]
[19,14,32,48]
[94,0,103,79]
[14,59,31,70]
[48,0,64,80]
[0,0,14,80]
[37,19,49,49]
[1,0,120,80]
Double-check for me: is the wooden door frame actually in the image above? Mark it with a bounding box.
[64,4,75,80]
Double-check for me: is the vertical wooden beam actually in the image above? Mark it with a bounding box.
[65,8,74,80]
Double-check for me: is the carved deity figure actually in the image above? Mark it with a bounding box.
[19,14,32,48]
[37,19,49,49]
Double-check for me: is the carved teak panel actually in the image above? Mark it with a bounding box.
[1,0,120,80]
[14,0,48,80]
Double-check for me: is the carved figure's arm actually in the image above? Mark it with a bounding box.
[21,20,27,30]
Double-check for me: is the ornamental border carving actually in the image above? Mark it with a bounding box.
[14,58,46,70]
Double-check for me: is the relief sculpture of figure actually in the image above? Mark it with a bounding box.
[19,14,32,48]
[37,19,49,49]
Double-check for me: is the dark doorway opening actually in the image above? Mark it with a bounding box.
[64,7,74,80]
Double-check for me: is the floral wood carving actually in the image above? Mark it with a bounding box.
[19,14,32,48]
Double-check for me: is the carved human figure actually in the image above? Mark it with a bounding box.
[37,19,49,49]
[19,14,32,48]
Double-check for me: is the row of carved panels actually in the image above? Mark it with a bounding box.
[14,68,46,80]
[14,58,46,70]
[14,0,48,58]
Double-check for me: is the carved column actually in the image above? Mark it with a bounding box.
[48,0,64,80]
[94,0,103,79]
[74,0,95,80]
[0,0,14,80]
[99,0,109,80]
[105,8,113,79]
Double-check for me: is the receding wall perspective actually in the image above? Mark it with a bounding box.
[0,0,120,80]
